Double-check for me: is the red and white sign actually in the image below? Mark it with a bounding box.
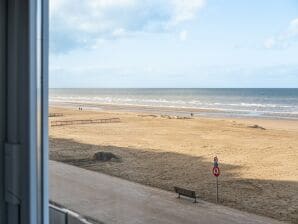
[213,167,220,177]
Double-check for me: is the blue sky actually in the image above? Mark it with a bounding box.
[50,0,298,88]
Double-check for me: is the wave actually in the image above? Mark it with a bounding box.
[49,95,298,119]
[50,96,296,109]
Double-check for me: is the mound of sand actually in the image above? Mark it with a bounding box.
[94,152,121,162]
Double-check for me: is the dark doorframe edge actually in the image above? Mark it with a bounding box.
[0,0,7,222]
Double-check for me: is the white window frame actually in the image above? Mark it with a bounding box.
[0,0,49,223]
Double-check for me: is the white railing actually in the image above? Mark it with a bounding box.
[49,204,95,224]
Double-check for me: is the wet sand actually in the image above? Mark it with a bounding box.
[49,106,298,223]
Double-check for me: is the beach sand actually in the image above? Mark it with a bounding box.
[49,106,298,223]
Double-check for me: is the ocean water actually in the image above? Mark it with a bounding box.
[49,88,298,119]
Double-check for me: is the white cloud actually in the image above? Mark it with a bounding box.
[112,28,127,37]
[289,18,298,36]
[179,30,188,41]
[171,0,205,24]
[264,18,298,49]
[264,37,276,49]
[50,0,206,53]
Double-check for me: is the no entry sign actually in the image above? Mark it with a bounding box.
[213,167,220,177]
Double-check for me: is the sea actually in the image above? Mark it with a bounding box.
[49,88,298,120]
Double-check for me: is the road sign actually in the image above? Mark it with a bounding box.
[213,166,220,177]
[213,156,219,167]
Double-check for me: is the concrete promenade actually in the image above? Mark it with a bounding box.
[50,161,283,224]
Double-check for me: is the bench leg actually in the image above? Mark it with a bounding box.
[177,193,180,199]
[193,198,197,203]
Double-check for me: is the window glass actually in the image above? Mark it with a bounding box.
[49,1,298,224]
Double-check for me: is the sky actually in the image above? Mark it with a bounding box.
[50,0,298,88]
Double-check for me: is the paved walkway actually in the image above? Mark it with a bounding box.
[50,161,283,224]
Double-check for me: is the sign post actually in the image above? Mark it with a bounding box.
[212,156,220,203]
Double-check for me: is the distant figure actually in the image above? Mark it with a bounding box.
[191,113,194,117]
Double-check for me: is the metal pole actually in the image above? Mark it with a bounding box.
[216,176,218,203]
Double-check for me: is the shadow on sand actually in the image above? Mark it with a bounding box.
[50,137,298,223]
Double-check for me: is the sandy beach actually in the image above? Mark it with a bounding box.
[49,106,298,223]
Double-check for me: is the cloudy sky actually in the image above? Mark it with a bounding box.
[50,0,298,88]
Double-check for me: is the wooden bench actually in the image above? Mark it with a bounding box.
[174,186,197,203]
